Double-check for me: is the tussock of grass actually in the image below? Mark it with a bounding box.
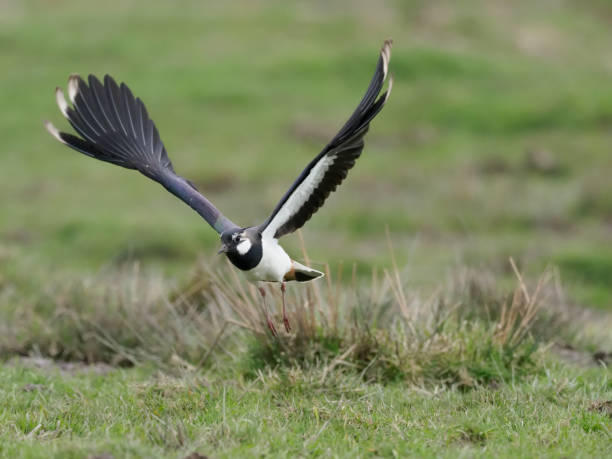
[230,255,552,387]
[0,250,584,388]
[0,263,219,367]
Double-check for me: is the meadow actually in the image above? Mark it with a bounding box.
[1,0,611,457]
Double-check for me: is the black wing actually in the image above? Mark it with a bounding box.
[45,74,238,235]
[259,39,393,239]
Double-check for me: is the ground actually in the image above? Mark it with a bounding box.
[1,0,611,457]
[1,358,611,458]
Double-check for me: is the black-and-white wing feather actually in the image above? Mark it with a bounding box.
[45,74,238,235]
[259,39,393,239]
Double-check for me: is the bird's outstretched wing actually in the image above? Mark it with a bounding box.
[45,74,238,235]
[259,39,393,240]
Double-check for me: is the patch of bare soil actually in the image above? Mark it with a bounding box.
[184,453,209,459]
[593,351,612,365]
[551,344,612,368]
[589,400,612,419]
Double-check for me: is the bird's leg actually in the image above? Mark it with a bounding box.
[281,282,291,333]
[258,286,277,337]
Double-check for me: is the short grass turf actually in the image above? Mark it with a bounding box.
[1,361,610,458]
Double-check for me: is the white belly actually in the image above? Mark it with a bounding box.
[244,237,292,282]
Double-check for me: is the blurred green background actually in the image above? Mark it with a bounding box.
[1,0,611,309]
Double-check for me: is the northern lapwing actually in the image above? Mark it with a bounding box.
[45,40,393,335]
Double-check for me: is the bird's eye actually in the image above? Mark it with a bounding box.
[232,234,240,243]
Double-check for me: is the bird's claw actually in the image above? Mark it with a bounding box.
[267,317,278,337]
[283,316,291,333]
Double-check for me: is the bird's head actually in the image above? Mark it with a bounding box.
[218,228,263,270]
[218,228,256,257]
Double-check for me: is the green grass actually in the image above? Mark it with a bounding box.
[554,250,612,311]
[2,0,612,457]
[1,250,611,457]
[1,361,610,458]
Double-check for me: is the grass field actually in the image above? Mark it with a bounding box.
[1,360,611,458]
[1,0,611,457]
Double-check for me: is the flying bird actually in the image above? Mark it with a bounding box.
[45,39,393,336]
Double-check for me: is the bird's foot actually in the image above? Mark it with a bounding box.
[283,315,291,333]
[266,317,278,337]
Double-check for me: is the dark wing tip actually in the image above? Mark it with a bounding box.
[87,74,101,85]
[103,74,118,87]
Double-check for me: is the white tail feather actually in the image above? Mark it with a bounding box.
[291,261,324,282]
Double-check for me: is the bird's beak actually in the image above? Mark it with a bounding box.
[217,244,228,254]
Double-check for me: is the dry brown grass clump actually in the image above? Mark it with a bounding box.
[0,245,591,386]
[203,251,558,386]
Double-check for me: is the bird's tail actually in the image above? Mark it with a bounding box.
[284,261,324,282]
[45,74,175,181]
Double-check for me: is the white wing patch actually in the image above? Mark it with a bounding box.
[262,153,337,240]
